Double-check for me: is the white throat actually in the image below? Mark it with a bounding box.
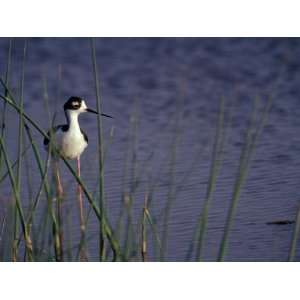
[66,110,81,131]
[60,109,88,159]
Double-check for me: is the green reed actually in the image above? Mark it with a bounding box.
[0,135,33,261]
[91,38,107,261]
[160,88,183,261]
[194,97,226,261]
[288,202,300,261]
[217,96,272,261]
[12,39,27,261]
[0,38,12,171]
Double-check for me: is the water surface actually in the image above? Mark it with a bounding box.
[0,38,299,261]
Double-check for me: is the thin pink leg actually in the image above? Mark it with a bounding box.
[77,156,87,261]
[77,156,85,231]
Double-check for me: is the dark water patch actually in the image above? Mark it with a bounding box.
[266,220,295,225]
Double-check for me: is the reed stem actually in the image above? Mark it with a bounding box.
[91,38,106,261]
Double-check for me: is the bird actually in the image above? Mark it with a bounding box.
[43,96,112,260]
[44,96,112,160]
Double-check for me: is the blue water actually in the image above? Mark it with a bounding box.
[0,38,300,261]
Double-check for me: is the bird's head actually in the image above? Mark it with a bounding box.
[64,96,112,118]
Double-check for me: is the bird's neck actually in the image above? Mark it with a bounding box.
[66,110,81,132]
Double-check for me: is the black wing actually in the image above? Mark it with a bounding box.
[80,128,88,144]
[43,124,69,146]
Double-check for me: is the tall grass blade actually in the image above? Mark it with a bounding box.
[160,96,182,261]
[195,97,225,261]
[24,122,62,261]
[0,198,15,261]
[0,38,12,156]
[0,144,31,184]
[217,96,272,261]
[91,38,106,261]
[13,39,27,261]
[0,136,33,261]
[124,101,140,260]
[141,192,148,262]
[288,201,300,261]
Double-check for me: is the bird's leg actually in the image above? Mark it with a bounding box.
[77,155,87,261]
[77,156,84,229]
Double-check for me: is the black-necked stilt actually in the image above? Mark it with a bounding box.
[44,96,112,160]
[44,96,112,260]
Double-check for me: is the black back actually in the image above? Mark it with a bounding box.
[80,128,88,143]
[43,125,68,146]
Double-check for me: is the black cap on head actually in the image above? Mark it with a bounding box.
[64,96,83,111]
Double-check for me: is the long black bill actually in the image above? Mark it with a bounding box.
[86,108,113,118]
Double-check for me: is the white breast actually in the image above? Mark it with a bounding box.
[46,108,88,160]
[59,128,88,159]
